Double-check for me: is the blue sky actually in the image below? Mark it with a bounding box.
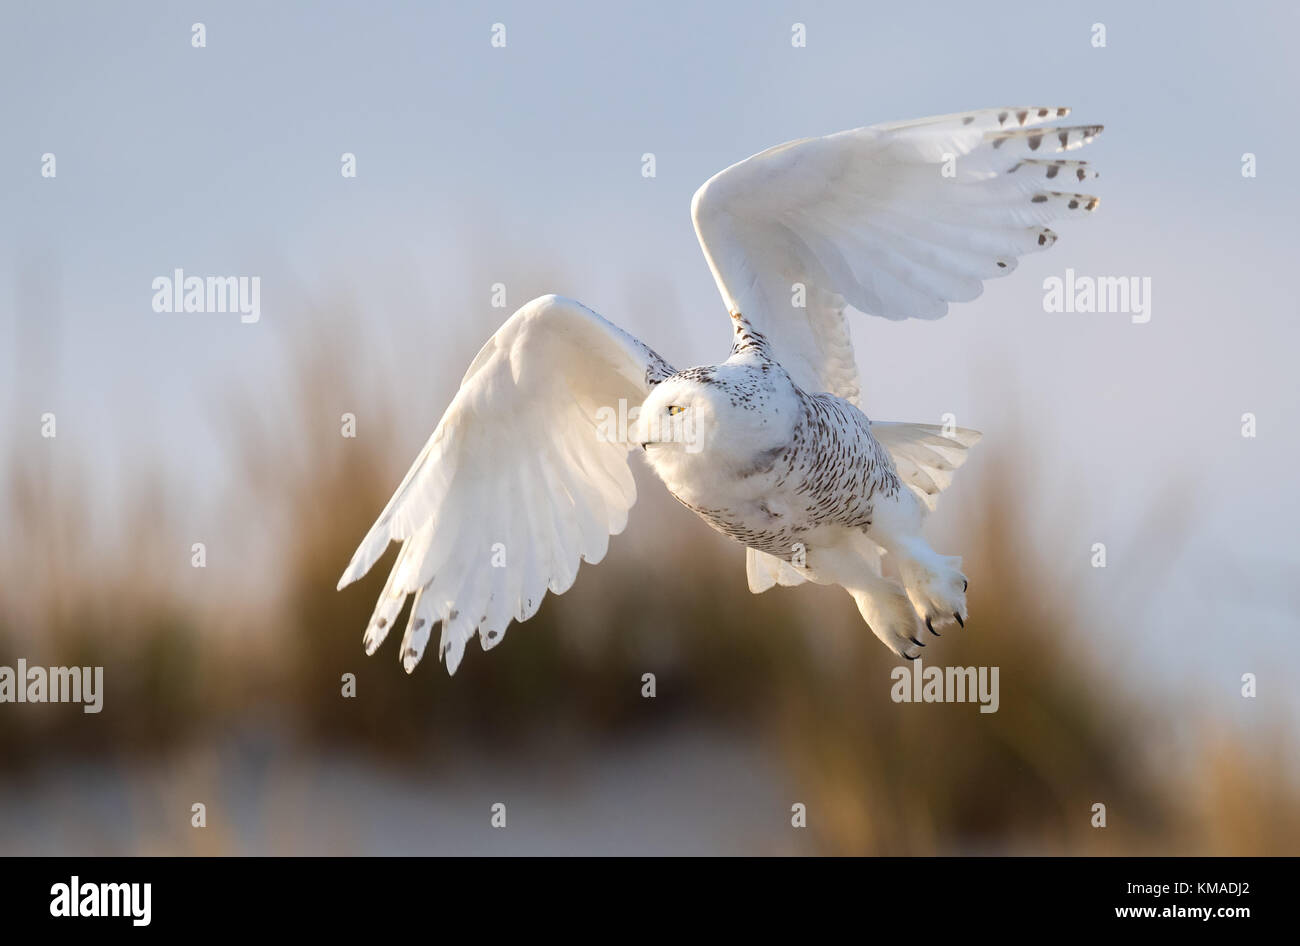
[3,1,1298,715]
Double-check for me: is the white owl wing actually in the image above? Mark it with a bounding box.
[870,421,983,512]
[691,106,1102,402]
[337,294,674,675]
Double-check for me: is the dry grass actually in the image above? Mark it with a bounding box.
[2,293,1296,854]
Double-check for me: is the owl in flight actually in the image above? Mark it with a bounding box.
[338,107,1102,674]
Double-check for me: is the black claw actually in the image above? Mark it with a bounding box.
[926,617,940,637]
[954,613,964,627]
[904,651,919,661]
[909,635,925,648]
[963,579,968,592]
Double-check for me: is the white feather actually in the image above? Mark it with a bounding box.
[341,107,1101,671]
[691,106,1101,398]
[871,422,983,511]
[338,295,673,674]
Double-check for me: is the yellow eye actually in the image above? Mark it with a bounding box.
[667,405,686,416]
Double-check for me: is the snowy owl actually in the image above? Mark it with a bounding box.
[338,106,1102,674]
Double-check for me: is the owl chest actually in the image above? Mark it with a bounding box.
[669,482,808,555]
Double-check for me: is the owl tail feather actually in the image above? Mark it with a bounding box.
[871,422,982,511]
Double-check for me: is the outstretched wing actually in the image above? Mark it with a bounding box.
[691,106,1102,402]
[338,294,674,675]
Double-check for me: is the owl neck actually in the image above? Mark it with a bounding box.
[727,310,774,361]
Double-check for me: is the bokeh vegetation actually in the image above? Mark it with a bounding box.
[2,296,1295,855]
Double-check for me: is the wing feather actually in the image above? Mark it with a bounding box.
[691,106,1102,400]
[872,422,983,511]
[339,294,674,674]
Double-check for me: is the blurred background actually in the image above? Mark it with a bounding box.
[1,1,1297,854]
